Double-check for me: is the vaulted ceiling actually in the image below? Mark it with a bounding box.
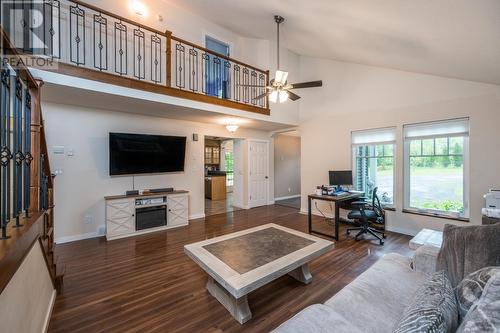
[168,0,500,85]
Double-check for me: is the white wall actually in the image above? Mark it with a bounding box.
[274,134,301,199]
[43,102,273,243]
[298,56,500,235]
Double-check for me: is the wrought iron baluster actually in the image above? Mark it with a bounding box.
[93,13,108,71]
[258,73,266,107]
[250,70,257,105]
[213,56,221,97]
[43,0,61,58]
[13,77,24,227]
[151,34,162,84]
[114,21,127,75]
[133,28,145,80]
[188,48,198,92]
[22,0,33,53]
[69,4,86,65]
[175,43,185,89]
[0,70,12,239]
[233,64,241,102]
[223,61,231,100]
[201,53,209,94]
[242,68,249,104]
[23,91,32,217]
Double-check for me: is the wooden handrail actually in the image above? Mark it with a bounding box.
[69,0,168,37]
[171,36,268,74]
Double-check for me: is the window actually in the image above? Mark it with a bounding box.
[205,36,230,98]
[224,151,234,187]
[352,127,396,206]
[403,118,469,218]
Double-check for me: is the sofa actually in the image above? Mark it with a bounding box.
[273,223,500,333]
[272,247,437,333]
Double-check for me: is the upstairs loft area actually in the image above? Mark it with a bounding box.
[2,0,270,115]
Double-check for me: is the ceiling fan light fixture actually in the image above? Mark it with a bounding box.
[275,70,288,85]
[269,90,279,103]
[278,90,289,103]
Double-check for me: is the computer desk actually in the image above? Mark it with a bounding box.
[308,192,364,241]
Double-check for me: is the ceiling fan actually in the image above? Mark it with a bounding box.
[239,15,323,103]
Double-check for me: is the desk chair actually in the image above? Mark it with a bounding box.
[346,187,386,245]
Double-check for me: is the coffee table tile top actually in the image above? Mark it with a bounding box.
[202,227,315,274]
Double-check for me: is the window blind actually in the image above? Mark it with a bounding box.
[404,118,469,140]
[351,127,396,146]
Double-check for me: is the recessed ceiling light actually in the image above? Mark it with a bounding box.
[130,0,146,16]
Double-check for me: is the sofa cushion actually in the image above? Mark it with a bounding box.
[456,272,500,332]
[323,253,428,333]
[271,304,363,333]
[393,271,458,333]
[456,266,500,320]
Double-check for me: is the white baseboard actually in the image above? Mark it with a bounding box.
[55,231,103,244]
[268,200,275,205]
[275,194,301,201]
[233,203,250,210]
[385,225,417,236]
[189,213,205,220]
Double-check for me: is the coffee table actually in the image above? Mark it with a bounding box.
[184,223,334,324]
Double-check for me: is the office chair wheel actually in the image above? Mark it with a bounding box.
[379,240,384,245]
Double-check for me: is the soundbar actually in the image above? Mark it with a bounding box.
[148,187,174,193]
[126,190,139,196]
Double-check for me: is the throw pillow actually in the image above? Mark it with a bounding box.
[456,272,500,332]
[455,266,500,320]
[393,271,458,333]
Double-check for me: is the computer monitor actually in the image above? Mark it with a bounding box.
[329,170,353,186]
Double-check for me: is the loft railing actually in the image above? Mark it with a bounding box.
[2,0,269,113]
[170,36,268,109]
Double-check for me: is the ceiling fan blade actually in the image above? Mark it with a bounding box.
[290,80,323,89]
[253,91,270,101]
[237,84,267,88]
[287,90,301,101]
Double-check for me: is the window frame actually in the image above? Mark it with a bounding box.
[403,125,470,219]
[351,127,397,209]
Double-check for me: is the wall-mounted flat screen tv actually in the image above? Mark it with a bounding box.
[109,132,187,175]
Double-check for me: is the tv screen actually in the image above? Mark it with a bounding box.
[109,133,186,175]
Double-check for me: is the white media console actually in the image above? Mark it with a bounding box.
[105,190,189,240]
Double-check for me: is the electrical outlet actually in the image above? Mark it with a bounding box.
[84,215,93,224]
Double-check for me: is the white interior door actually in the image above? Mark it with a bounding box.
[249,140,269,208]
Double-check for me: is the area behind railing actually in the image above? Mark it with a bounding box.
[3,0,270,114]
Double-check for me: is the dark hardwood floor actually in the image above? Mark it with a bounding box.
[49,205,412,333]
